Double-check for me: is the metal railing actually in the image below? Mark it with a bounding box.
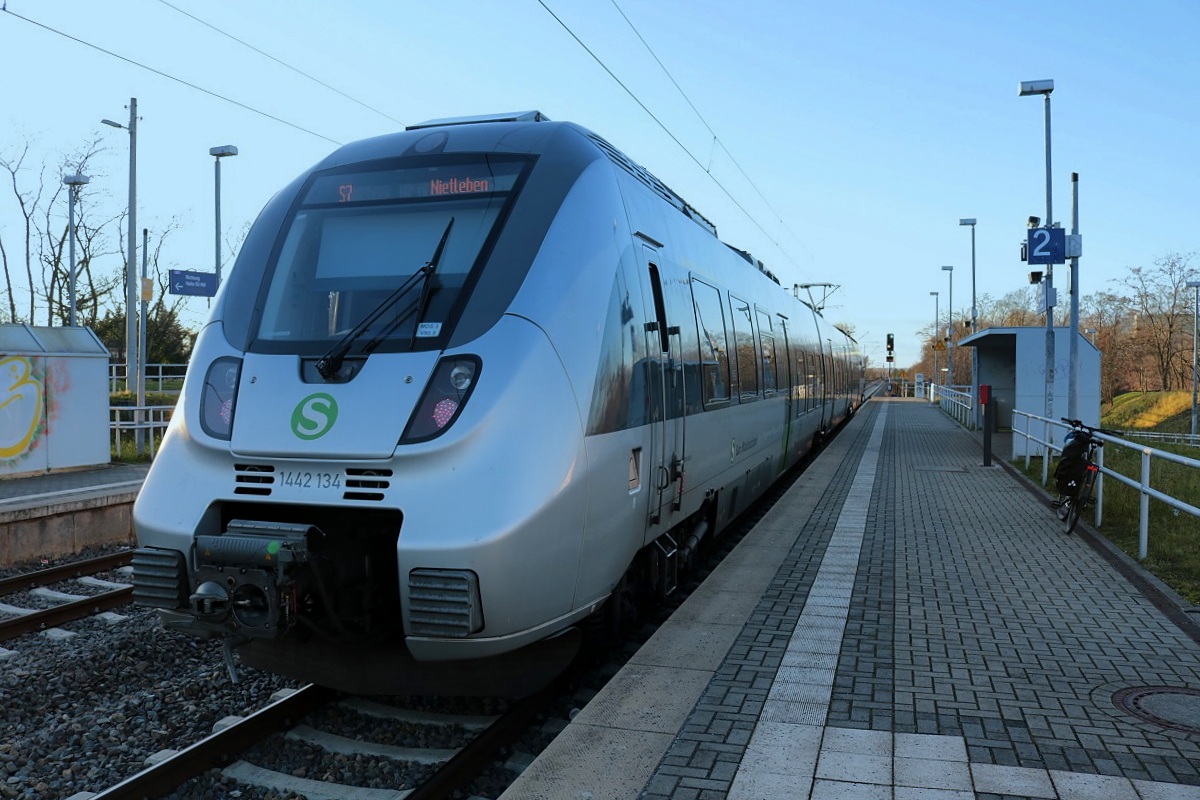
[1013,409,1200,559]
[108,362,188,393]
[928,383,978,430]
[1118,430,1200,448]
[110,405,175,458]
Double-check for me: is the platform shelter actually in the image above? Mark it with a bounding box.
[959,325,1100,456]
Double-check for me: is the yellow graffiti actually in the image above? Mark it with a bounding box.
[0,356,44,459]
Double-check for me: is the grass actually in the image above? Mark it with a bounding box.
[1016,427,1200,606]
[1102,390,1193,431]
[1094,441,1200,604]
[109,392,175,463]
[110,432,165,463]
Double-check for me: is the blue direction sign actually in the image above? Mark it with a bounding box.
[1026,227,1066,265]
[168,269,217,297]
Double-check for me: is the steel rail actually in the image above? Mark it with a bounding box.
[0,587,133,642]
[405,676,566,800]
[87,683,338,800]
[0,550,132,595]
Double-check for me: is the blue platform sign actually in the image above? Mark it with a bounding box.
[1026,227,1066,265]
[168,269,217,297]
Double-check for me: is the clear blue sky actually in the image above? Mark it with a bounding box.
[2,0,1197,369]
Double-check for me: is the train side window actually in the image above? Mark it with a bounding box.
[756,309,777,396]
[728,295,758,400]
[647,263,670,354]
[690,278,730,405]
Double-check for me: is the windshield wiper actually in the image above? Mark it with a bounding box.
[314,217,455,381]
[407,217,454,351]
[358,217,456,358]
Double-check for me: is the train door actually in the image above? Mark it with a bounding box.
[639,244,685,528]
[777,315,793,462]
[818,336,831,434]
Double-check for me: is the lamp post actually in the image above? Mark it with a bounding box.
[1020,79,1055,422]
[942,265,954,387]
[1085,328,1097,345]
[930,290,939,397]
[1188,280,1200,436]
[102,98,138,394]
[62,174,89,326]
[960,218,978,425]
[209,145,238,286]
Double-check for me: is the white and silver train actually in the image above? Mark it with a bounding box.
[132,112,863,695]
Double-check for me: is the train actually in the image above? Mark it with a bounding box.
[131,111,864,696]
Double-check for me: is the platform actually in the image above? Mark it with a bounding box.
[501,398,1200,800]
[0,463,148,565]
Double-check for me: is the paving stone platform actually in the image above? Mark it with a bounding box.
[501,398,1200,800]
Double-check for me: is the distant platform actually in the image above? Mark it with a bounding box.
[0,463,148,566]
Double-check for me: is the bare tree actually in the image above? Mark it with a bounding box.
[1116,253,1198,391]
[985,286,1042,327]
[1081,290,1137,403]
[0,135,123,326]
[0,139,46,323]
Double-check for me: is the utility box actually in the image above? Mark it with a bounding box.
[1,324,110,476]
[959,326,1101,457]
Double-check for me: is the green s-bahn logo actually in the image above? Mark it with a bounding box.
[291,393,339,440]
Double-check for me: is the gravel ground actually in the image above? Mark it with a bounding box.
[0,547,299,800]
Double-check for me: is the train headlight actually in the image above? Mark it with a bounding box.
[199,356,242,440]
[400,355,480,443]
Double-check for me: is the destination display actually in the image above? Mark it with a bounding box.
[305,159,525,206]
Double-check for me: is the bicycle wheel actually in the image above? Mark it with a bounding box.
[1065,471,1096,534]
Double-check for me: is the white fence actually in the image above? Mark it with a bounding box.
[1013,410,1200,559]
[1119,430,1200,449]
[110,405,175,458]
[108,362,188,393]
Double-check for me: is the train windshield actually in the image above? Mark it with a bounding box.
[252,155,529,354]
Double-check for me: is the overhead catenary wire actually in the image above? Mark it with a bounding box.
[608,0,811,260]
[152,0,407,129]
[9,1,809,274]
[535,0,804,273]
[0,6,343,146]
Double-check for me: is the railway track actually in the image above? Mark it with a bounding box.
[0,550,134,643]
[83,678,561,799]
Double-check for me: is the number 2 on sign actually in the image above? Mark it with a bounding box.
[1031,228,1051,259]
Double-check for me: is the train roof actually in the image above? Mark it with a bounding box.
[317,112,722,241]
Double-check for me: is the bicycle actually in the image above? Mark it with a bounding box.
[1051,418,1119,534]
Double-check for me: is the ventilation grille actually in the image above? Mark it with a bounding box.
[408,569,483,637]
[587,133,717,237]
[131,547,189,610]
[344,468,392,502]
[234,463,275,496]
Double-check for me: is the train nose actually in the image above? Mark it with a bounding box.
[190,581,231,620]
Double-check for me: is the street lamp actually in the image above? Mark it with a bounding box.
[1188,280,1200,436]
[1084,328,1097,345]
[62,174,89,326]
[102,98,138,394]
[960,218,978,425]
[1020,78,1055,422]
[209,145,238,286]
[942,265,954,387]
[930,290,939,395]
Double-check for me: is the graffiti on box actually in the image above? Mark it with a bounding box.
[1,356,46,461]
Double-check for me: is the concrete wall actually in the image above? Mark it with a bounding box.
[0,491,137,566]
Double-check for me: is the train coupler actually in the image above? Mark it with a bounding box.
[190,520,320,638]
